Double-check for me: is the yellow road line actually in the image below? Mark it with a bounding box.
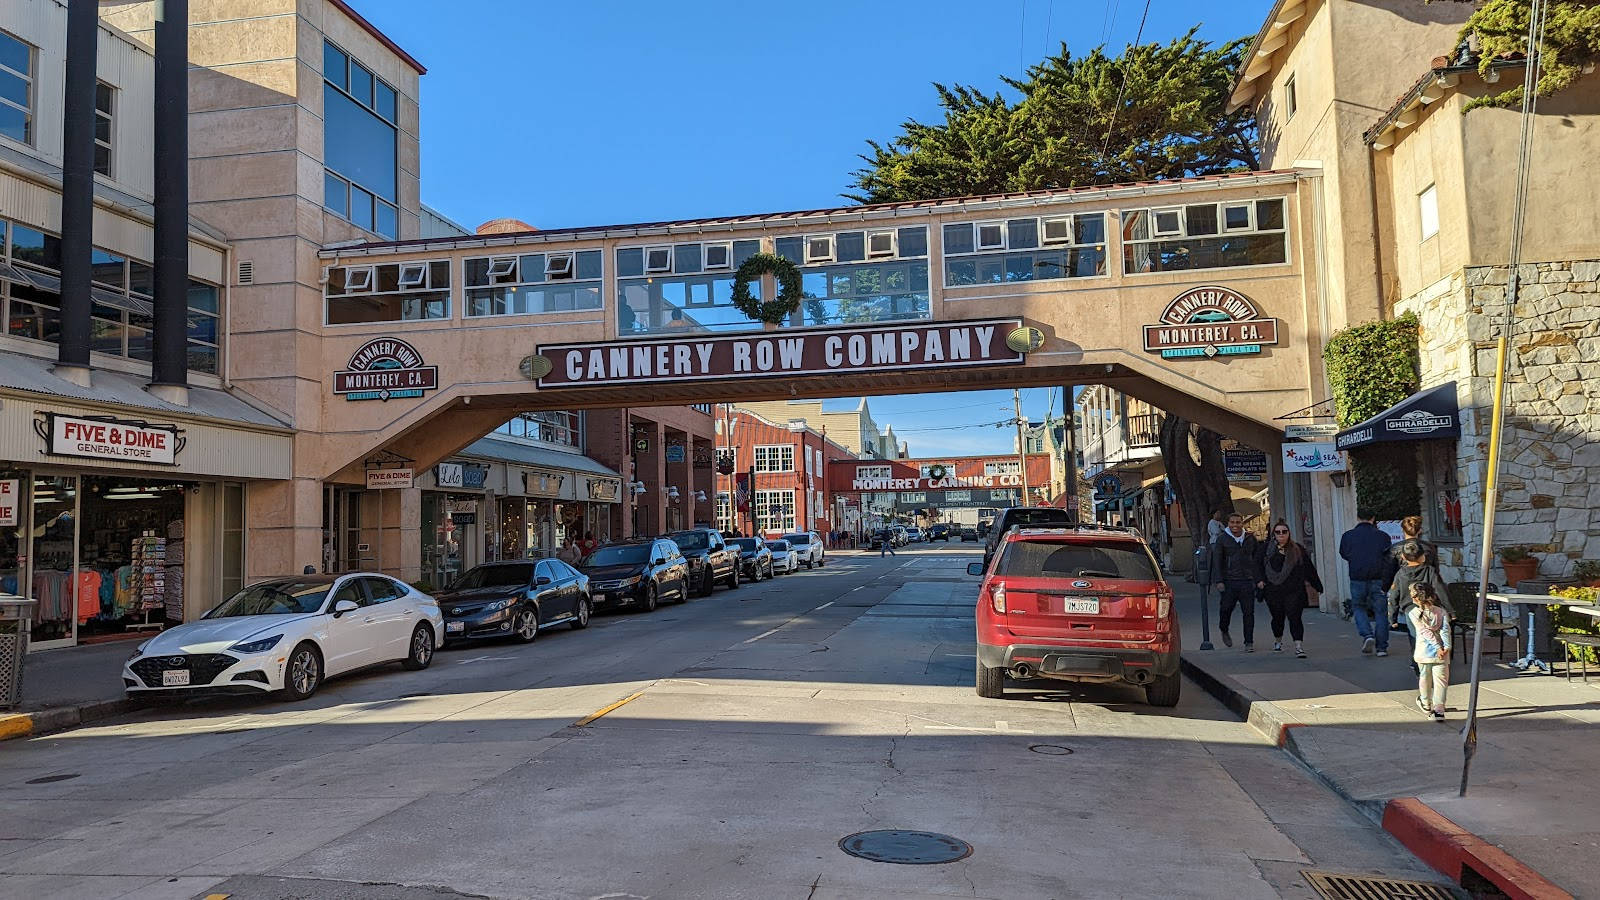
[0,715,32,742]
[572,691,644,727]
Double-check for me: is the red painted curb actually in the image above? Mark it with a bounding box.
[1381,798,1573,900]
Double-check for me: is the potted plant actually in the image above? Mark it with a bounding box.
[1573,560,1600,588]
[1499,546,1539,588]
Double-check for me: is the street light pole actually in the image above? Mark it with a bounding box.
[1013,389,1032,505]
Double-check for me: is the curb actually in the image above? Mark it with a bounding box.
[1180,653,1571,900]
[0,698,138,742]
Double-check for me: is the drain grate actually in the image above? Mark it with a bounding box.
[25,773,81,785]
[839,830,972,865]
[1303,870,1462,900]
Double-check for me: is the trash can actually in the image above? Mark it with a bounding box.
[0,594,36,710]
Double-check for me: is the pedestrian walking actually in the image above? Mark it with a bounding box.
[1212,512,1263,651]
[1381,516,1439,611]
[880,530,896,557]
[1407,582,1452,720]
[1261,520,1323,658]
[1206,509,1226,548]
[1339,509,1394,657]
[1388,539,1452,672]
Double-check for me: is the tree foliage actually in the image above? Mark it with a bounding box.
[1441,0,1600,109]
[847,29,1258,203]
[1324,314,1423,519]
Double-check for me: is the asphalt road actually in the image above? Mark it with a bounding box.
[0,545,1448,899]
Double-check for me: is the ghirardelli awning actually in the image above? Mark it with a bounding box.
[1334,383,1460,451]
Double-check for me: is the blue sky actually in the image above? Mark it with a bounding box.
[355,0,1271,456]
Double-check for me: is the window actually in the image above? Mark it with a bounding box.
[805,235,835,264]
[1423,441,1463,542]
[1284,74,1297,121]
[616,239,762,335]
[93,82,114,176]
[1122,198,1289,274]
[0,30,33,145]
[716,493,734,532]
[704,241,731,270]
[753,445,795,473]
[943,214,1107,287]
[918,462,955,479]
[1418,184,1439,241]
[496,410,582,449]
[644,245,672,273]
[774,228,932,328]
[324,259,451,324]
[754,490,796,534]
[867,230,895,258]
[995,539,1158,580]
[855,465,892,481]
[322,40,399,239]
[465,250,602,317]
[984,461,1021,477]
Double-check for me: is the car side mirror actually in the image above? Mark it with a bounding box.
[332,599,359,616]
[535,576,552,586]
[966,562,985,576]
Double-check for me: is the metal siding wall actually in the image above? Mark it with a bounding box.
[96,25,155,199]
[2,0,67,165]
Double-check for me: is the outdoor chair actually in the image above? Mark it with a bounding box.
[1447,581,1518,664]
[1553,634,1600,683]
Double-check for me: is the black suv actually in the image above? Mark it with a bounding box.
[982,506,1074,566]
[578,538,690,613]
[668,528,741,596]
[927,523,952,542]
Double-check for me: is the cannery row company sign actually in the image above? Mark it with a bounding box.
[1143,286,1279,359]
[34,412,185,465]
[534,319,1025,387]
[334,338,438,401]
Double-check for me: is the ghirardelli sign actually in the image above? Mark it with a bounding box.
[334,338,438,401]
[535,319,1024,387]
[1143,286,1279,359]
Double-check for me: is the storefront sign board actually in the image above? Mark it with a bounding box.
[366,468,414,489]
[1224,449,1270,480]
[665,444,685,463]
[38,413,182,465]
[524,469,567,497]
[334,338,439,401]
[1284,424,1338,440]
[586,477,621,502]
[1143,287,1279,359]
[435,462,464,488]
[0,479,18,527]
[1281,442,1347,473]
[535,319,1024,387]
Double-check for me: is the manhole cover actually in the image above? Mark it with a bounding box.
[26,773,81,785]
[838,830,972,865]
[1028,744,1074,755]
[1303,870,1461,899]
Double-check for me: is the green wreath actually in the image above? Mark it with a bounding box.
[927,464,949,480]
[730,252,805,325]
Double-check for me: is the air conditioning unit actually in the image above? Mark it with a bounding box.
[644,245,673,273]
[866,230,896,258]
[344,265,375,292]
[397,262,428,288]
[1041,217,1073,245]
[544,252,574,279]
[703,242,732,270]
[805,235,835,264]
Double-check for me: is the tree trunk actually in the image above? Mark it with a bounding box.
[1159,415,1234,543]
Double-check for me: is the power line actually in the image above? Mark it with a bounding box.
[1100,0,1120,46]
[1099,0,1152,164]
[1042,0,1055,57]
[1019,0,1028,77]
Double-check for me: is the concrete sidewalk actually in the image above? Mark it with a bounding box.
[0,639,139,740]
[1174,581,1597,899]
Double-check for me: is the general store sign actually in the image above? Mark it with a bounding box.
[334,338,439,401]
[0,479,18,527]
[535,319,1024,387]
[1143,286,1279,359]
[366,468,414,489]
[38,413,183,465]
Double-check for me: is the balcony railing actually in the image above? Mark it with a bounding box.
[1126,413,1163,449]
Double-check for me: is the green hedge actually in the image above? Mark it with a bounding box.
[1324,313,1421,519]
[1551,587,1600,666]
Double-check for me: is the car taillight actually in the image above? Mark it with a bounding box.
[1157,585,1172,619]
[990,583,1006,614]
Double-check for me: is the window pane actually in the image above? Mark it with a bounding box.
[774,236,803,264]
[90,317,125,356]
[897,226,927,258]
[1076,214,1106,244]
[324,170,347,216]
[1256,198,1285,230]
[576,250,602,280]
[90,250,124,287]
[127,326,152,360]
[835,231,865,263]
[186,312,218,344]
[1185,204,1218,236]
[128,261,153,296]
[95,82,112,113]
[674,243,702,273]
[349,61,373,106]
[0,101,27,143]
[374,80,397,122]
[732,240,760,266]
[350,185,373,230]
[187,342,218,374]
[323,42,347,90]
[93,112,110,143]
[375,200,398,239]
[1223,204,1251,230]
[324,83,398,201]
[0,70,26,107]
[0,31,28,75]
[8,301,60,342]
[942,224,974,254]
[93,144,110,176]
[187,280,219,313]
[1007,218,1039,249]
[616,247,643,277]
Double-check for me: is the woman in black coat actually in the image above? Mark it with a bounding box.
[1261,519,1324,658]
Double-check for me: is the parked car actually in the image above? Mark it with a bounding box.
[729,537,775,581]
[868,529,894,551]
[669,527,741,596]
[578,539,689,612]
[967,526,1179,706]
[891,525,909,547]
[766,539,799,574]
[982,506,1074,567]
[124,574,443,702]
[928,524,952,542]
[960,527,979,542]
[782,531,825,569]
[436,559,591,644]
[906,527,925,543]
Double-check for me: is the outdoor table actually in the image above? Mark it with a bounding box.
[1485,592,1597,674]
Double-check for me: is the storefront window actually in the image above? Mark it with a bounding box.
[222,482,244,598]
[1424,442,1464,543]
[28,475,76,646]
[498,497,525,560]
[0,471,25,614]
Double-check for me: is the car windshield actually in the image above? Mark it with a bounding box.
[450,564,534,590]
[783,534,811,545]
[730,538,762,552]
[583,545,650,567]
[1003,509,1071,527]
[995,540,1159,580]
[672,532,710,551]
[204,580,331,618]
[766,541,789,551]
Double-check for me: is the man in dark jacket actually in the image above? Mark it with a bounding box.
[1340,510,1394,656]
[1212,513,1264,651]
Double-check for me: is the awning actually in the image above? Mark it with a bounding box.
[1334,382,1459,451]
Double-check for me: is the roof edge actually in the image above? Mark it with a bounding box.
[328,0,426,75]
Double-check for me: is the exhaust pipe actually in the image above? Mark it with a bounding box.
[1126,669,1151,684]
[1009,663,1034,680]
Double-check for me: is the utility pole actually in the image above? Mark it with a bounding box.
[1013,389,1031,506]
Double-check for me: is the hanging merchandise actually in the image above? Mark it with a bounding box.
[129,531,167,632]
[164,519,185,623]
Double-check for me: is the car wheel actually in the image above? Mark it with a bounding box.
[281,642,322,701]
[512,606,540,643]
[975,659,1006,699]
[724,565,739,590]
[571,596,591,630]
[673,579,688,604]
[765,561,774,580]
[697,569,715,597]
[403,624,434,670]
[641,582,660,612]
[817,556,825,567]
[1145,672,1182,707]
[803,558,813,569]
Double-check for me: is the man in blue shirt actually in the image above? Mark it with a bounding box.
[1340,510,1395,656]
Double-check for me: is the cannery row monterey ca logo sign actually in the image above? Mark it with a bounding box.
[1143,286,1279,359]
[534,319,1025,388]
[333,338,438,401]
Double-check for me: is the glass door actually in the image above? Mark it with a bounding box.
[29,474,79,649]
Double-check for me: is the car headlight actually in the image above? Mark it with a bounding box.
[229,634,283,654]
[485,599,511,613]
[622,575,642,585]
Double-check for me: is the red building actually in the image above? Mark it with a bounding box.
[828,453,1056,532]
[712,405,857,537]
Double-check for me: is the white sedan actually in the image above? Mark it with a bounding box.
[765,539,800,574]
[124,574,443,702]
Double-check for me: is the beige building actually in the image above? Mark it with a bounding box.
[734,399,908,460]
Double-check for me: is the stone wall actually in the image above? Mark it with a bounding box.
[1399,259,1600,583]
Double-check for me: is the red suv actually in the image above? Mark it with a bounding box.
[968,526,1180,706]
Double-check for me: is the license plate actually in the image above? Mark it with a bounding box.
[593,593,607,604]
[445,621,464,633]
[162,669,190,687]
[1062,597,1101,614]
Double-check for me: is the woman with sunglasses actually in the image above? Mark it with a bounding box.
[1261,519,1324,657]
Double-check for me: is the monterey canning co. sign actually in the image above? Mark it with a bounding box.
[535,319,1024,388]
[1143,286,1278,359]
